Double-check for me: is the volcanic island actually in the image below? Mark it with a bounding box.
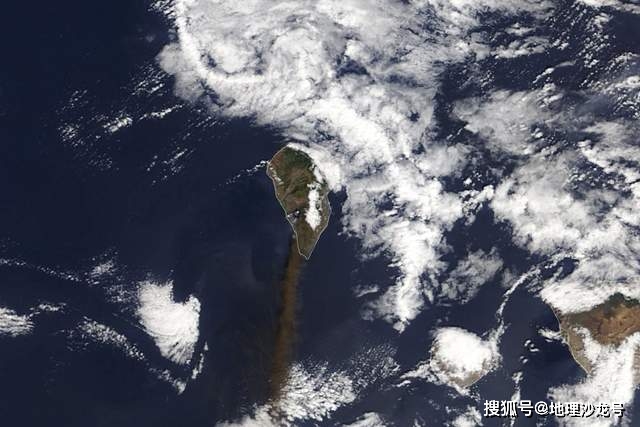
[554,293,640,378]
[266,146,331,259]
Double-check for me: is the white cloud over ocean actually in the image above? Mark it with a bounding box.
[0,306,34,337]
[549,331,640,427]
[158,0,555,331]
[218,345,398,427]
[154,4,640,417]
[137,280,201,365]
[402,326,500,394]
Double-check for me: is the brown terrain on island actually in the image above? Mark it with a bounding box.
[555,293,640,376]
[266,146,331,259]
[264,147,331,409]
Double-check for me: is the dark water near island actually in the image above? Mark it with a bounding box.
[1,1,637,427]
[0,1,285,425]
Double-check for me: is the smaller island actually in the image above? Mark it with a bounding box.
[429,327,498,391]
[555,293,640,375]
[266,146,331,259]
[401,327,498,394]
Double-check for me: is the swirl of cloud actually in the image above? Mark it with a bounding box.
[158,0,552,330]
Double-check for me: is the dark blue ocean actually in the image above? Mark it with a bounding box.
[1,1,638,426]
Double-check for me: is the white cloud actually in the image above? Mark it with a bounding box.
[70,317,194,394]
[492,155,597,254]
[539,327,563,342]
[484,124,640,316]
[75,318,145,361]
[581,122,640,187]
[549,331,640,427]
[191,342,207,380]
[0,307,33,337]
[147,0,640,420]
[35,302,65,313]
[493,35,549,59]
[456,89,640,314]
[137,280,201,365]
[305,184,322,230]
[403,327,500,394]
[439,249,503,303]
[449,406,483,427]
[218,362,355,427]
[152,368,188,394]
[89,259,116,279]
[484,117,640,314]
[446,36,640,320]
[104,114,133,134]
[453,56,640,416]
[342,412,387,427]
[454,89,555,155]
[219,346,397,426]
[277,362,357,423]
[159,0,553,331]
[578,0,640,14]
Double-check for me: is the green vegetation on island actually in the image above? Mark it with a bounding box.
[266,146,331,259]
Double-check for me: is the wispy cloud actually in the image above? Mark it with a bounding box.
[158,0,553,330]
[0,307,33,337]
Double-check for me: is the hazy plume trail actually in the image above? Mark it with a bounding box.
[269,238,304,401]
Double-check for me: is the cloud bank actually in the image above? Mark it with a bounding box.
[158,0,553,330]
[137,280,201,365]
[402,326,500,394]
